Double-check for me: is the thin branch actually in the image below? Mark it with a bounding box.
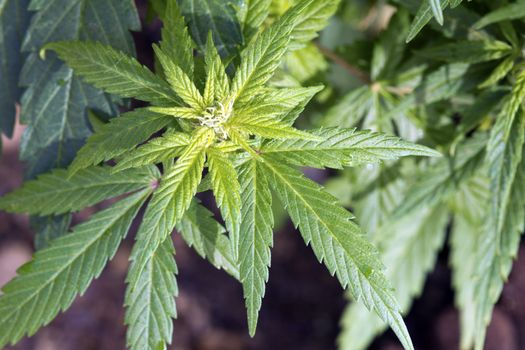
[314,42,371,84]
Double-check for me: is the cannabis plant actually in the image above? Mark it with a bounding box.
[2,0,525,349]
[0,0,441,349]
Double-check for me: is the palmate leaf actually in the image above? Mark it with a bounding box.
[0,189,150,348]
[238,158,274,336]
[46,41,178,105]
[177,200,239,279]
[127,128,213,287]
[124,236,178,350]
[339,206,449,350]
[230,0,312,103]
[113,131,191,173]
[69,109,174,174]
[261,128,440,169]
[0,166,158,215]
[0,0,30,145]
[261,155,413,350]
[207,148,242,261]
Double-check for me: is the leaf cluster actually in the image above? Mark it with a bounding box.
[0,0,442,349]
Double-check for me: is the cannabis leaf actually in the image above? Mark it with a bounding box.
[471,71,525,350]
[0,166,158,215]
[261,128,440,169]
[20,0,140,177]
[261,155,414,350]
[69,109,174,174]
[238,158,274,335]
[45,41,178,105]
[339,206,449,350]
[0,189,151,347]
[125,236,178,350]
[177,200,239,279]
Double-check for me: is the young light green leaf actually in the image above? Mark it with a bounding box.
[230,0,312,102]
[160,0,194,78]
[234,86,323,122]
[204,33,230,104]
[127,128,213,287]
[69,109,173,174]
[112,131,191,173]
[153,45,205,109]
[45,41,177,104]
[261,155,413,350]
[207,147,242,261]
[238,158,274,336]
[147,106,200,119]
[125,236,178,350]
[0,166,157,215]
[177,200,239,279]
[261,128,440,169]
[226,115,320,140]
[0,189,150,348]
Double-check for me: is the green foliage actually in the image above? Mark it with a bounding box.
[0,166,158,215]
[0,0,30,152]
[4,0,525,349]
[0,189,151,346]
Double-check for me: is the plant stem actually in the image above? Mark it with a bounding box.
[314,42,371,84]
